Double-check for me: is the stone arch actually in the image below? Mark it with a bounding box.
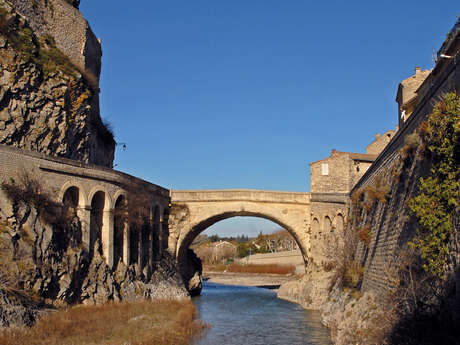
[113,193,127,267]
[59,181,87,208]
[312,217,320,240]
[323,216,332,233]
[90,191,105,255]
[88,186,112,261]
[334,213,345,233]
[176,209,308,277]
[88,186,113,210]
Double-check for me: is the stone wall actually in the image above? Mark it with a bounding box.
[351,42,460,294]
[365,129,396,155]
[8,0,102,78]
[0,0,114,167]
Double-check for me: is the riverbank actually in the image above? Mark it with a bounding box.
[203,271,297,290]
[0,299,205,345]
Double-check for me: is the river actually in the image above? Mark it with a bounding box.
[193,282,332,345]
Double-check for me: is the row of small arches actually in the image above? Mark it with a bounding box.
[61,182,169,271]
[311,213,344,239]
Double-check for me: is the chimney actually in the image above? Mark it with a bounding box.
[415,66,422,74]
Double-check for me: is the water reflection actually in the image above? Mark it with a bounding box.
[193,282,331,345]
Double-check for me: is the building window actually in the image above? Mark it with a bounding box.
[321,163,329,175]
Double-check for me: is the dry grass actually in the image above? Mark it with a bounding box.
[0,300,206,345]
[205,263,295,275]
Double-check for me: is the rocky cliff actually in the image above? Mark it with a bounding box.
[0,1,189,329]
[0,185,188,328]
[0,0,114,167]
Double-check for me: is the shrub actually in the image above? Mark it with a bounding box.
[399,131,421,162]
[408,92,459,277]
[92,118,115,146]
[356,225,372,246]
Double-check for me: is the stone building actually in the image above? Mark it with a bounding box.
[310,150,377,194]
[396,67,431,127]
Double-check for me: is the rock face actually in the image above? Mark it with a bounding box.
[182,249,203,297]
[0,0,114,167]
[0,289,44,328]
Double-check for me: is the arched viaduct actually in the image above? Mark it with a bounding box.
[0,144,170,277]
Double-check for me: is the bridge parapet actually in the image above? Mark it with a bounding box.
[171,189,310,204]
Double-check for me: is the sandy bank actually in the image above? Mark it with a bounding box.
[203,271,296,290]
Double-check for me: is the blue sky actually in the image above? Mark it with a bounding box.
[80,1,458,237]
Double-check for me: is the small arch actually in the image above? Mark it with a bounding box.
[88,186,112,211]
[335,213,345,233]
[312,217,320,240]
[62,186,79,214]
[90,191,105,254]
[59,181,87,208]
[323,216,332,233]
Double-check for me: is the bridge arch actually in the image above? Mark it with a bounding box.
[177,210,308,269]
[169,190,311,280]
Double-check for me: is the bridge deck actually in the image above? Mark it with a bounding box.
[171,189,310,204]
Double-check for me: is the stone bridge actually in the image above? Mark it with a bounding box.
[168,189,349,279]
[168,189,312,272]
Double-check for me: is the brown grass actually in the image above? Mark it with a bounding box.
[205,263,295,275]
[0,300,206,345]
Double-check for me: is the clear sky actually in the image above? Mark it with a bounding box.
[80,1,458,237]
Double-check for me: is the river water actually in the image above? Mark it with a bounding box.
[193,282,332,345]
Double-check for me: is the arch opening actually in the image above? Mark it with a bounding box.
[335,214,344,233]
[62,186,79,212]
[178,211,308,275]
[90,191,105,255]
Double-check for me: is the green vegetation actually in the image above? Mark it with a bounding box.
[0,9,98,91]
[408,91,459,277]
[0,300,205,345]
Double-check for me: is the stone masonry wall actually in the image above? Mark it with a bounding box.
[0,0,114,167]
[351,51,460,294]
[8,0,102,78]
